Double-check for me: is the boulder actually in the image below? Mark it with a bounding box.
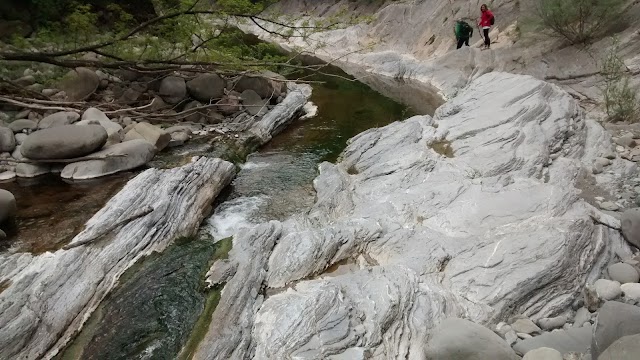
[522,347,563,360]
[0,127,16,152]
[150,96,170,111]
[621,208,640,248]
[21,125,107,160]
[59,67,100,101]
[538,316,567,331]
[186,73,226,102]
[123,123,171,151]
[513,326,593,356]
[591,301,640,359]
[61,139,156,180]
[607,263,640,284]
[38,111,80,129]
[183,100,205,123]
[234,71,284,98]
[80,107,123,144]
[512,318,542,334]
[8,119,37,133]
[594,279,622,300]
[159,76,187,104]
[0,189,16,223]
[241,89,268,116]
[598,334,640,360]
[424,318,519,360]
[16,163,50,178]
[620,283,640,301]
[15,75,35,87]
[14,133,27,145]
[573,308,592,328]
[217,93,242,115]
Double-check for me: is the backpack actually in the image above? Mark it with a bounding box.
[490,15,495,25]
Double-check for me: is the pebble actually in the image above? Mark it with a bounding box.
[572,307,591,328]
[595,196,605,202]
[505,330,518,345]
[538,315,567,330]
[495,322,512,336]
[517,332,533,339]
[512,318,542,334]
[594,279,622,300]
[621,283,640,301]
[522,347,563,360]
[599,201,620,211]
[616,145,625,152]
[608,262,640,284]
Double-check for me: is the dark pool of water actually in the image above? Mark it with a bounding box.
[0,174,133,254]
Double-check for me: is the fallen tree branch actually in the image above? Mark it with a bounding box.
[63,205,154,250]
[0,96,76,112]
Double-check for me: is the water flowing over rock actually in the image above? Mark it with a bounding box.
[0,157,235,359]
[194,73,631,359]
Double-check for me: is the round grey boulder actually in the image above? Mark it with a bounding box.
[608,263,640,284]
[594,279,622,300]
[21,125,107,160]
[621,208,640,248]
[424,318,519,360]
[241,89,268,116]
[0,127,16,152]
[599,334,640,359]
[591,301,640,358]
[621,283,640,301]
[0,189,16,223]
[61,139,156,180]
[9,119,38,133]
[159,76,187,104]
[59,67,100,101]
[186,73,225,102]
[522,347,563,360]
[38,111,80,129]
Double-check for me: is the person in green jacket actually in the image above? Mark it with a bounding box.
[454,20,474,49]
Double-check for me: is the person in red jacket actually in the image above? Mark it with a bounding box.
[478,4,494,49]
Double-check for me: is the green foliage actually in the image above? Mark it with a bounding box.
[600,38,639,123]
[534,0,626,44]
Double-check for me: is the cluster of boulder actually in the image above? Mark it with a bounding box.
[0,67,290,181]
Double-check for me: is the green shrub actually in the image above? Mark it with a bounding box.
[534,0,626,44]
[600,38,639,123]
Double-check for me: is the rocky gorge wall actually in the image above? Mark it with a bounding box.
[260,0,640,101]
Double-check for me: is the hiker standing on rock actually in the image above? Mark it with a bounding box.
[478,4,494,50]
[454,20,473,49]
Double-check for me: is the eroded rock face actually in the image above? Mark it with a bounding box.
[0,158,236,359]
[194,73,631,359]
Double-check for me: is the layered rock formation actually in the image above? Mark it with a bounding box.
[194,72,633,359]
[0,157,235,359]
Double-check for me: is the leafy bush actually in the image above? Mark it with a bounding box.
[600,38,639,122]
[534,0,626,44]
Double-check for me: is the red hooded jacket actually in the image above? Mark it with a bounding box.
[479,9,494,28]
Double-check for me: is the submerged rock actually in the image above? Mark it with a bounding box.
[0,189,16,223]
[194,73,631,358]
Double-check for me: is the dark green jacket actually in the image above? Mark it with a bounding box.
[455,21,473,39]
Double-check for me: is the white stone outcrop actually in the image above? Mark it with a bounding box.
[194,73,631,359]
[0,157,235,360]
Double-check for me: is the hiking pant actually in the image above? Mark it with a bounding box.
[483,28,491,47]
[457,37,470,49]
